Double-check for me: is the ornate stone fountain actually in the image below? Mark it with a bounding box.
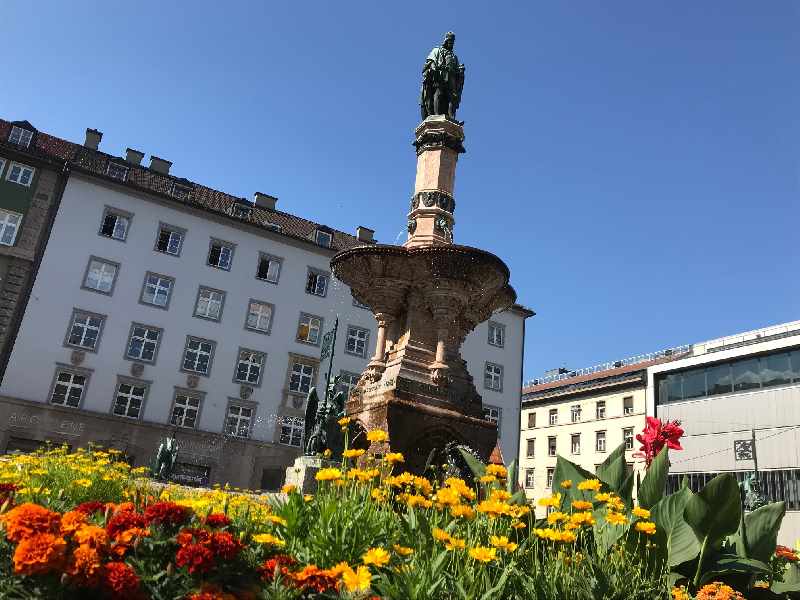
[330,33,516,472]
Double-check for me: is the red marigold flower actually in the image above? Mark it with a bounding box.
[106,511,147,539]
[209,531,242,560]
[176,543,215,575]
[66,543,103,586]
[286,564,339,594]
[12,532,67,576]
[176,527,211,547]
[259,554,296,581]
[188,583,237,600]
[143,501,191,528]
[776,545,799,562]
[205,513,231,528]
[75,500,106,515]
[102,561,141,599]
[1,503,61,542]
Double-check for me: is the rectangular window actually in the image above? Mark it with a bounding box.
[182,337,215,375]
[83,257,118,294]
[66,310,104,351]
[548,409,558,426]
[488,321,505,347]
[126,324,162,363]
[623,396,634,415]
[733,358,761,392]
[0,209,23,246]
[106,163,129,182]
[624,427,634,450]
[706,363,733,396]
[548,436,556,457]
[256,253,281,283]
[289,360,315,394]
[194,287,225,321]
[225,405,253,438]
[171,393,201,429]
[345,326,370,358]
[207,240,234,270]
[50,370,87,408]
[546,467,555,488]
[762,353,792,388]
[314,229,332,248]
[6,162,35,187]
[528,412,536,428]
[235,349,266,385]
[305,269,329,297]
[526,438,535,458]
[9,126,33,148]
[596,401,606,420]
[596,430,607,453]
[100,208,130,241]
[571,404,582,422]
[484,363,503,391]
[113,381,147,419]
[483,405,502,435]
[296,313,323,345]
[279,416,305,447]
[172,183,191,200]
[571,433,581,455]
[155,225,184,256]
[525,468,535,488]
[338,371,361,398]
[245,300,274,333]
[141,272,174,308]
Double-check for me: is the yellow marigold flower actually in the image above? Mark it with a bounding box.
[343,448,365,459]
[490,535,518,552]
[390,472,415,487]
[412,476,432,495]
[571,500,592,511]
[485,464,507,478]
[342,565,371,592]
[479,474,497,484]
[607,497,625,512]
[280,484,297,494]
[266,515,288,527]
[570,511,595,527]
[537,493,562,508]
[450,504,475,519]
[594,492,613,503]
[432,527,451,542]
[435,487,461,506]
[605,512,628,526]
[511,521,527,529]
[393,544,413,556]
[405,494,432,509]
[322,449,332,458]
[560,479,573,489]
[384,452,404,464]
[72,479,92,488]
[635,521,656,536]
[329,561,351,576]
[476,498,511,518]
[252,533,285,546]
[469,546,497,562]
[303,494,313,502]
[577,479,601,492]
[445,537,466,551]
[338,417,352,426]
[671,585,690,600]
[366,430,388,443]
[490,489,511,501]
[547,511,569,525]
[632,506,651,519]
[362,547,390,567]
[315,468,342,482]
[508,505,531,518]
[371,488,388,502]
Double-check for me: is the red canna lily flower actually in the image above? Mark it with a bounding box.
[633,417,683,468]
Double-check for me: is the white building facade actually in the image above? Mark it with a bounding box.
[0,124,531,488]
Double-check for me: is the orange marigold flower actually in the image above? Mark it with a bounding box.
[67,543,103,586]
[188,583,238,600]
[74,524,109,549]
[209,531,242,560]
[12,532,67,576]
[102,561,141,598]
[571,500,592,511]
[695,581,745,600]
[106,510,146,539]
[176,543,215,575]
[1,503,61,542]
[60,510,88,536]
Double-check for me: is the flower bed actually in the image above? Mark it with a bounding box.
[0,442,797,599]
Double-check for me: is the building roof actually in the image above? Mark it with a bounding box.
[0,118,363,253]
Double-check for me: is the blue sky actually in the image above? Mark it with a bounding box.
[3,1,798,382]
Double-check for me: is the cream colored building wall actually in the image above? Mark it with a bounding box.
[519,385,647,517]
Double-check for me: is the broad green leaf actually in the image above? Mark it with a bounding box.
[651,487,700,568]
[638,446,669,509]
[506,458,518,495]
[456,447,486,478]
[684,473,741,549]
[596,442,627,490]
[552,455,597,505]
[698,555,770,586]
[731,501,786,563]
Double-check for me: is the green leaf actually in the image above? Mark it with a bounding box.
[552,454,596,505]
[731,501,786,563]
[596,442,627,490]
[638,446,669,509]
[697,555,770,586]
[456,447,486,479]
[506,458,518,495]
[651,487,700,568]
[684,473,741,549]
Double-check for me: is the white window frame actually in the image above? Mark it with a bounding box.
[596,430,607,453]
[106,162,129,182]
[624,427,634,451]
[525,468,535,489]
[570,404,582,423]
[99,207,131,241]
[245,299,274,334]
[225,404,253,438]
[82,256,119,295]
[155,224,185,256]
[289,360,315,394]
[484,362,503,392]
[194,286,225,321]
[182,336,215,376]
[571,433,581,455]
[314,229,332,248]
[234,348,266,386]
[549,409,558,425]
[171,392,202,429]
[9,126,33,148]
[305,269,329,297]
[6,161,35,187]
[596,401,606,420]
[141,272,174,309]
[296,313,323,345]
[546,467,555,489]
[0,209,23,246]
[338,371,361,397]
[256,253,282,283]
[112,380,147,420]
[488,321,505,347]
[528,411,536,428]
[65,310,104,352]
[50,369,88,409]
[526,438,535,458]
[207,239,234,270]
[345,325,370,358]
[547,436,557,457]
[623,396,634,415]
[483,404,502,435]
[125,323,162,363]
[279,415,305,447]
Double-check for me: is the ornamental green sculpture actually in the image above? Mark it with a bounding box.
[421,31,465,121]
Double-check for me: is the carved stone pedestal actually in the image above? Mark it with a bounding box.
[283,455,338,494]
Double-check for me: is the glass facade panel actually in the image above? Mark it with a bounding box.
[762,353,792,388]
[791,349,800,383]
[666,373,682,403]
[682,369,706,400]
[732,358,760,392]
[706,363,732,396]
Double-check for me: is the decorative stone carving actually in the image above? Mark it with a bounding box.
[70,350,85,366]
[411,191,455,214]
[239,385,253,400]
[186,374,199,389]
[413,130,466,155]
[130,362,144,377]
[291,395,304,409]
[407,219,416,234]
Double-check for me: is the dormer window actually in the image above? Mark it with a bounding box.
[172,183,191,200]
[106,163,129,182]
[314,229,332,248]
[232,203,253,219]
[9,126,33,148]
